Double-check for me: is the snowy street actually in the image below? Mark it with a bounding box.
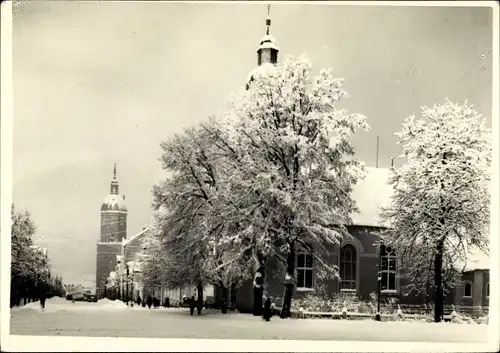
[9,298,488,343]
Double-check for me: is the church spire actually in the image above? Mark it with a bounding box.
[110,163,119,195]
[266,4,271,35]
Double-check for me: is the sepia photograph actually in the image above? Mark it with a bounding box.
[1,1,498,351]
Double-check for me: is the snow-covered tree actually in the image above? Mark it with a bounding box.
[140,224,165,290]
[219,55,369,317]
[150,127,255,313]
[380,99,491,322]
[150,55,368,317]
[11,205,37,280]
[10,205,53,306]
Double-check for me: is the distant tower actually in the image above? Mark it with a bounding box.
[95,163,127,299]
[246,5,280,90]
[257,5,279,65]
[100,163,127,242]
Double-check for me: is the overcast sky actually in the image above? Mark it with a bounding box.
[12,2,493,284]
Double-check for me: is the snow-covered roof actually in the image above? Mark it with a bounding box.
[454,247,490,272]
[260,34,276,44]
[101,193,127,212]
[350,167,392,228]
[123,226,149,247]
[258,41,280,52]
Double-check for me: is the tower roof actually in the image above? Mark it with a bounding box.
[257,5,279,53]
[101,163,127,212]
[101,194,127,212]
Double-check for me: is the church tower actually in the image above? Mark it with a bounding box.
[100,163,127,242]
[246,5,279,90]
[95,163,128,299]
[257,5,279,66]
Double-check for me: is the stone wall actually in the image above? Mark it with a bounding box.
[100,212,127,242]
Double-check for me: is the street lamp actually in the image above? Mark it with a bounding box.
[126,264,130,306]
[375,244,382,322]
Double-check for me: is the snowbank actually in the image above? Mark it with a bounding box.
[18,297,68,310]
[97,298,129,309]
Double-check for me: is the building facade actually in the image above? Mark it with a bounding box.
[230,168,490,313]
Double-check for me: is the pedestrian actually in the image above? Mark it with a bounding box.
[263,296,271,322]
[137,296,142,307]
[189,296,195,316]
[147,295,152,309]
[165,297,170,308]
[39,284,47,310]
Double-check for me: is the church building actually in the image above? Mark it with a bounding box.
[224,9,490,314]
[95,164,148,299]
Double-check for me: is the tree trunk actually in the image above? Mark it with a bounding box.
[197,283,203,315]
[253,264,265,316]
[280,241,296,319]
[434,236,444,323]
[220,283,228,314]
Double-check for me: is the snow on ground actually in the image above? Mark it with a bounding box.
[13,297,135,313]
[9,300,490,343]
[96,298,129,309]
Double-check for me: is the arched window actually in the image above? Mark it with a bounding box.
[296,247,314,290]
[463,282,472,298]
[380,245,397,292]
[340,244,357,291]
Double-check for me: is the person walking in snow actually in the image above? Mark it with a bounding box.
[39,284,47,310]
[147,295,152,309]
[136,296,142,307]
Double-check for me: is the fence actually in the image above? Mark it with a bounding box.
[271,296,490,321]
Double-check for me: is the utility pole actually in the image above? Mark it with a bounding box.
[376,136,380,168]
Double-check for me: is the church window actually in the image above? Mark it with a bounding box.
[340,244,356,291]
[380,245,397,292]
[463,282,472,298]
[296,246,314,291]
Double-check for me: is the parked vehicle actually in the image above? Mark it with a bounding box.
[88,294,97,302]
[72,292,85,301]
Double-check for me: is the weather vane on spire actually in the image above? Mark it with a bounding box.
[266,4,271,35]
[113,163,117,180]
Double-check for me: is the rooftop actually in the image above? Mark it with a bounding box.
[101,193,127,212]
